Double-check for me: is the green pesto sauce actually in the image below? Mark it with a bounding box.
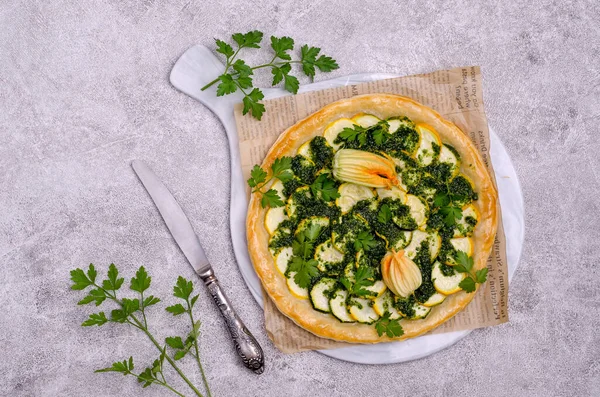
[282,177,304,198]
[309,136,334,169]
[385,198,417,230]
[440,263,456,277]
[268,227,293,251]
[425,162,453,183]
[449,175,478,204]
[291,155,318,185]
[384,127,420,153]
[413,241,436,303]
[292,188,340,221]
[393,295,417,318]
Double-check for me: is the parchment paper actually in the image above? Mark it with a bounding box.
[234,66,509,353]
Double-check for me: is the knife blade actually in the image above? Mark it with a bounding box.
[131,160,264,374]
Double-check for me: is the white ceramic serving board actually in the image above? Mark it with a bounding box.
[170,45,525,364]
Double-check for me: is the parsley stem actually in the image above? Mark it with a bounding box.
[200,78,220,91]
[133,372,185,397]
[251,176,274,194]
[159,382,186,397]
[200,46,244,91]
[129,314,204,397]
[95,284,204,397]
[187,299,212,397]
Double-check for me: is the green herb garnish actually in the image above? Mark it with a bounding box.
[453,251,488,293]
[71,264,211,397]
[374,311,404,338]
[310,173,340,201]
[377,204,392,224]
[340,266,375,296]
[248,156,293,208]
[354,230,377,251]
[289,223,323,288]
[433,191,463,227]
[202,31,339,120]
[338,125,368,145]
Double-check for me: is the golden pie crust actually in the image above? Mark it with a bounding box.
[246,94,498,343]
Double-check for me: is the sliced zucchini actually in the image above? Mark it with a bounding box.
[352,113,380,128]
[314,239,344,272]
[286,273,309,299]
[295,216,330,237]
[445,237,474,265]
[310,278,336,313]
[363,280,387,297]
[264,181,289,234]
[406,194,428,228]
[274,246,293,274]
[348,297,380,324]
[376,186,407,202]
[286,186,311,218]
[409,303,431,319]
[414,123,442,166]
[373,290,402,319]
[355,250,370,268]
[404,230,429,260]
[439,143,460,177]
[429,231,442,260]
[343,262,355,282]
[323,118,356,151]
[297,140,312,159]
[336,183,375,214]
[432,261,466,295]
[387,116,414,134]
[330,289,355,322]
[265,207,288,235]
[423,292,446,307]
[453,204,479,237]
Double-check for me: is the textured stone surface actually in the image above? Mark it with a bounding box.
[1,0,599,396]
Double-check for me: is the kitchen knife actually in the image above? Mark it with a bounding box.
[131,160,264,374]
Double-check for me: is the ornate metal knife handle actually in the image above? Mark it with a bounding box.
[197,268,264,374]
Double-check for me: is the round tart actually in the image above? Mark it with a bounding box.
[246,94,498,343]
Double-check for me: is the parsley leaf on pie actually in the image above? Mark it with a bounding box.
[374,312,404,338]
[289,224,323,288]
[354,231,377,251]
[310,173,340,201]
[261,189,284,208]
[377,204,392,224]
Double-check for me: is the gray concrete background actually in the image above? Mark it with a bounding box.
[1,0,599,396]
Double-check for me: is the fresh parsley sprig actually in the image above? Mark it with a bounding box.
[337,121,391,147]
[374,312,404,338]
[354,230,378,251]
[339,125,368,145]
[248,156,293,208]
[340,266,375,296]
[433,191,464,227]
[310,173,340,201]
[202,31,339,120]
[377,204,392,224]
[71,264,211,397]
[288,223,323,288]
[453,251,489,293]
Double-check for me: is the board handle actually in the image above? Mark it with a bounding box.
[169,45,245,120]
